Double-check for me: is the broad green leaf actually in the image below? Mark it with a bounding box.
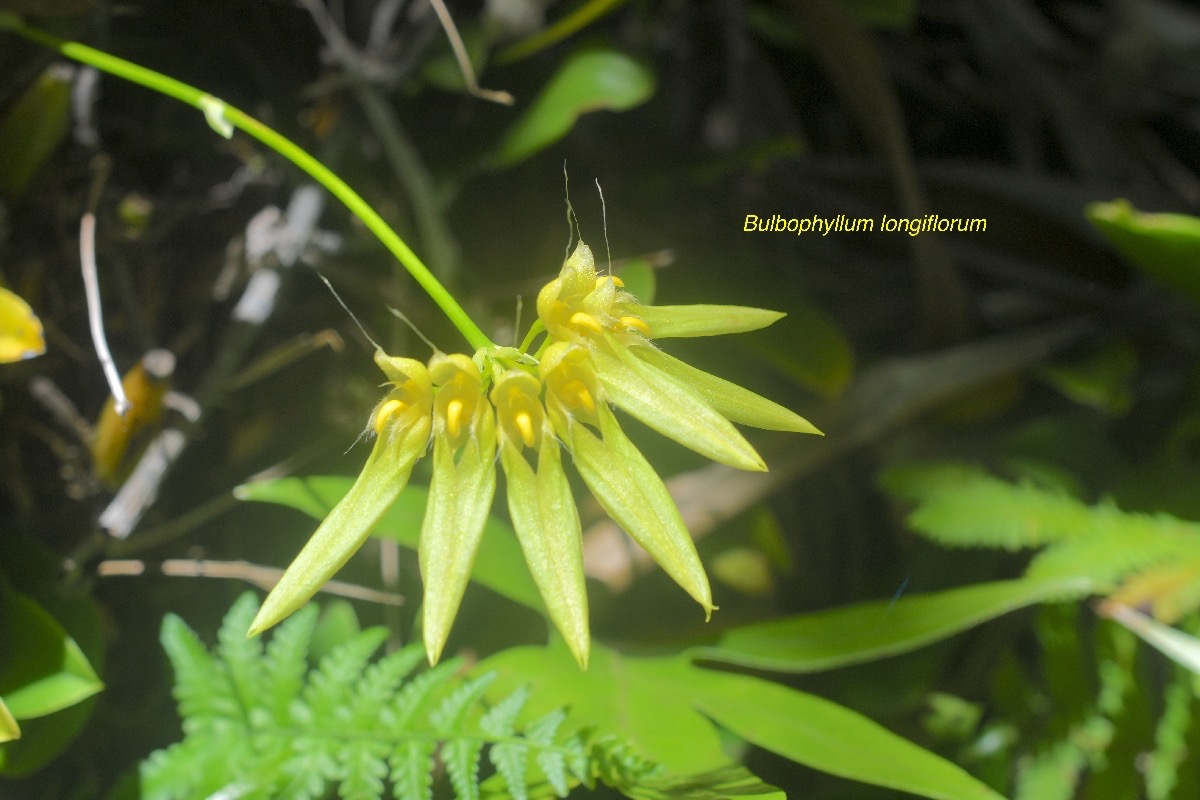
[420,409,498,664]
[688,667,1005,800]
[691,576,1096,673]
[0,286,45,363]
[567,404,713,616]
[1087,200,1200,309]
[636,304,784,339]
[0,698,17,743]
[247,415,430,636]
[480,642,729,775]
[0,66,70,200]
[590,335,765,471]
[481,641,1004,800]
[631,345,821,434]
[492,48,654,167]
[236,475,544,613]
[0,536,104,776]
[500,435,589,669]
[0,589,103,719]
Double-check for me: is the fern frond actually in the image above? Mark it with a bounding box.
[261,602,318,723]
[482,684,532,800]
[883,462,1097,550]
[143,592,659,800]
[217,593,267,715]
[1027,517,1200,586]
[303,625,390,723]
[351,645,426,728]
[527,709,570,796]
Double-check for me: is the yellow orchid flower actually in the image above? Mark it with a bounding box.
[251,237,820,671]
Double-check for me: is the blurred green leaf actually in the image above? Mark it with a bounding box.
[308,598,360,663]
[1087,199,1200,309]
[615,257,656,305]
[691,575,1095,673]
[236,475,544,613]
[420,24,488,94]
[498,0,630,64]
[0,66,71,200]
[481,640,1005,800]
[1039,340,1136,414]
[689,667,1005,800]
[491,48,654,168]
[0,588,103,720]
[747,300,854,398]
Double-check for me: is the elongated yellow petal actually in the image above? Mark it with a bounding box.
[632,345,822,434]
[419,405,497,665]
[500,433,590,668]
[633,304,785,338]
[565,404,714,617]
[589,335,766,472]
[247,414,430,636]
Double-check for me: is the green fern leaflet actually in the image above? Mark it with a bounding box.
[139,593,651,800]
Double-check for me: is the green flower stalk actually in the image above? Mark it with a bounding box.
[250,238,821,668]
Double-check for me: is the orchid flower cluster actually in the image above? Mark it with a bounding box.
[248,240,820,667]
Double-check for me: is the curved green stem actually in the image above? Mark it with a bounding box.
[1,14,493,351]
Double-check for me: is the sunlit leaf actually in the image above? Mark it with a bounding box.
[481,641,1005,800]
[691,575,1096,673]
[689,667,1005,800]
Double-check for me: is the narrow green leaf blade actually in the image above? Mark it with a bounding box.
[688,666,1007,800]
[632,345,821,434]
[636,304,784,338]
[693,575,1095,672]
